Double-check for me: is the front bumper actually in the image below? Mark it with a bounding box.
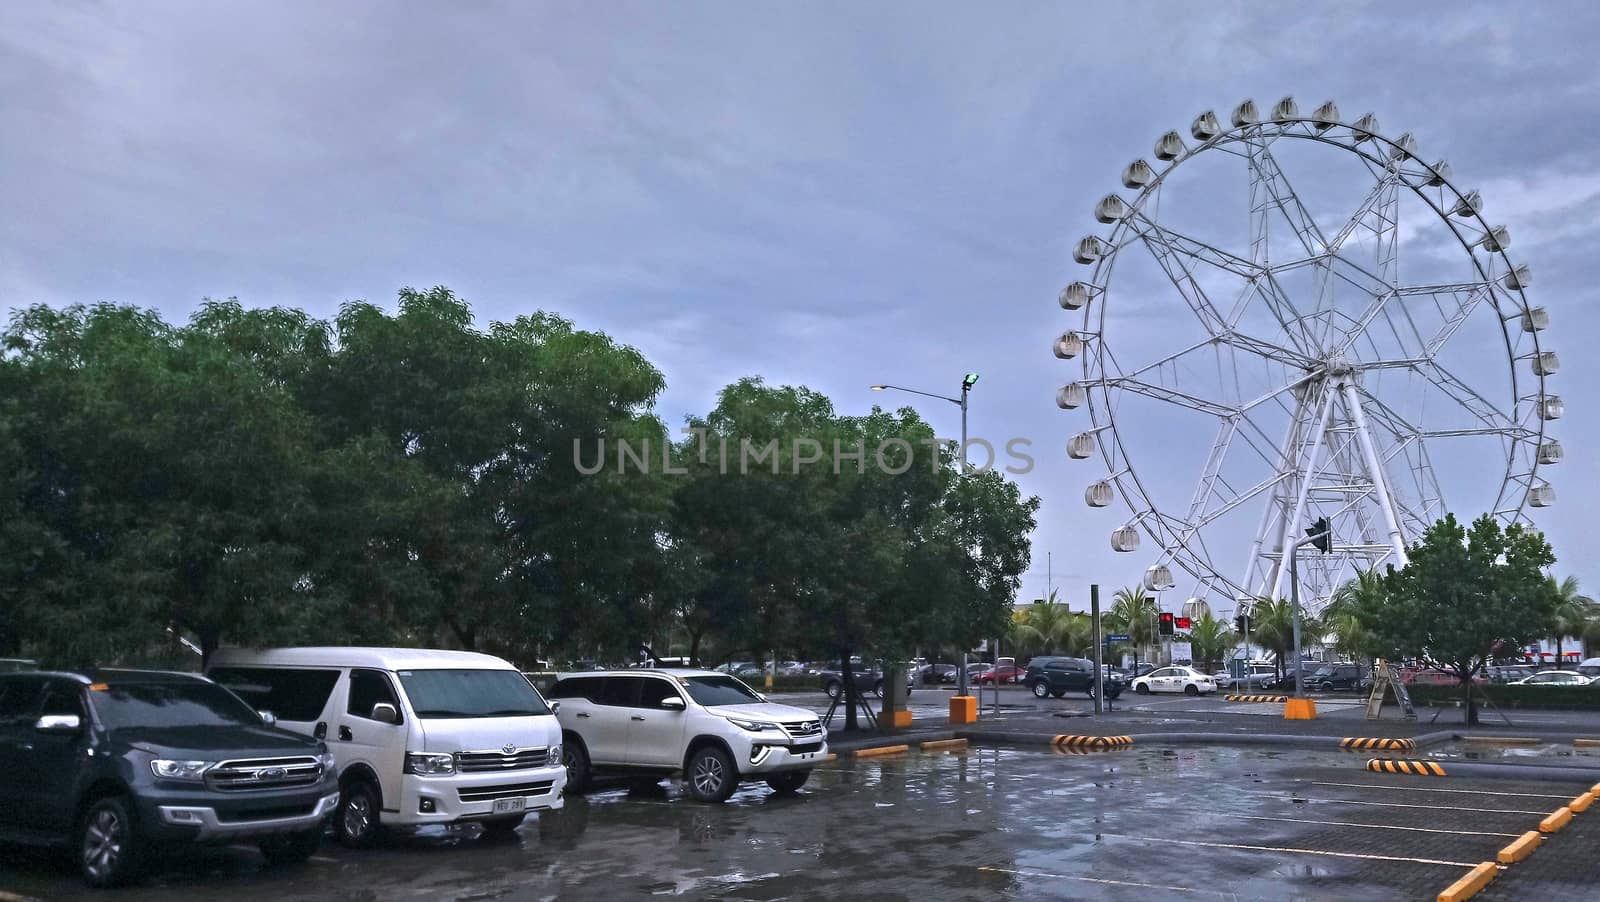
[394,763,567,826]
[149,791,340,842]
[733,737,830,776]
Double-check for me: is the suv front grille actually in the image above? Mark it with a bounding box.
[457,780,556,803]
[206,756,322,792]
[779,720,823,739]
[456,747,550,773]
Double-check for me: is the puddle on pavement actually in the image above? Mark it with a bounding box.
[1429,741,1599,761]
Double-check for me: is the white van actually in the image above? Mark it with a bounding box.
[208,647,565,846]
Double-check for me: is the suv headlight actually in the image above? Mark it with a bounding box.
[725,717,779,732]
[151,759,214,781]
[404,752,456,775]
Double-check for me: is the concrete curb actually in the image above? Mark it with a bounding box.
[1361,758,1600,783]
[957,728,1459,753]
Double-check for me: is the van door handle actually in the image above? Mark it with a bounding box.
[575,712,590,719]
[339,725,353,742]
[630,715,645,722]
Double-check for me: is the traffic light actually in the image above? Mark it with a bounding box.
[1306,516,1331,553]
[1158,612,1175,636]
[1175,616,1192,630]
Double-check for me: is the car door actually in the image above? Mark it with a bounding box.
[15,679,87,832]
[627,677,689,768]
[0,676,44,831]
[1146,668,1172,692]
[587,677,642,766]
[337,669,408,810]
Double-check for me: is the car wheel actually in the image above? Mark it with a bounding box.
[1031,681,1050,699]
[1184,684,1200,697]
[259,828,322,865]
[79,796,142,888]
[562,736,592,793]
[335,780,383,849]
[479,814,526,839]
[824,681,842,700]
[1085,684,1096,699]
[687,745,739,804]
[1049,688,1067,699]
[766,770,810,795]
[872,681,884,698]
[1135,683,1150,695]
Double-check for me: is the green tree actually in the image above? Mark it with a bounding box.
[1106,586,1159,666]
[1248,597,1320,685]
[1323,568,1385,665]
[1548,576,1596,669]
[1359,514,1557,724]
[1013,592,1091,658]
[1186,612,1237,674]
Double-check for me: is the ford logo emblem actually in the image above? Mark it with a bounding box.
[257,767,288,780]
[502,743,517,755]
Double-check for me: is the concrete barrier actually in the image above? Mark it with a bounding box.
[1436,862,1497,902]
[1366,758,1448,776]
[1496,831,1541,864]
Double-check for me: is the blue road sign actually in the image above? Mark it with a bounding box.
[1106,634,1131,642]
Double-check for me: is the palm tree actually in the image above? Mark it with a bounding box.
[1012,592,1075,657]
[1186,612,1237,674]
[1549,576,1597,668]
[1323,568,1384,666]
[1250,597,1321,684]
[1107,586,1160,665]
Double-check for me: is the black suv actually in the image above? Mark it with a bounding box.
[1308,663,1369,692]
[0,669,339,886]
[1023,657,1124,700]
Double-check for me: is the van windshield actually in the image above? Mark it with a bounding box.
[397,669,551,719]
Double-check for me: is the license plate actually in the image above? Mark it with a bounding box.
[492,798,526,814]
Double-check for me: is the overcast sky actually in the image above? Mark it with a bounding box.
[4,2,1596,617]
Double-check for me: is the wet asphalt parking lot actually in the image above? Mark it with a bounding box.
[5,739,1597,901]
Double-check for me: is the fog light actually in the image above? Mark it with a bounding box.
[419,797,437,814]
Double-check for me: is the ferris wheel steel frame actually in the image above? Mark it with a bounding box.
[1056,98,1559,614]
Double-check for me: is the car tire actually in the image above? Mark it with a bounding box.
[1184,684,1200,696]
[686,745,739,804]
[765,770,810,795]
[1031,681,1050,699]
[334,779,383,849]
[824,681,842,700]
[78,796,143,888]
[259,828,323,865]
[479,814,526,839]
[1135,683,1150,695]
[872,681,884,699]
[1085,684,1096,699]
[562,736,593,794]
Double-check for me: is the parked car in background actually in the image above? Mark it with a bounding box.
[549,670,825,803]
[1023,657,1124,699]
[975,664,1025,685]
[1260,665,1321,691]
[1308,663,1369,692]
[1482,665,1536,685]
[1218,662,1277,690]
[1511,670,1594,687]
[0,658,38,673]
[914,664,960,684]
[1132,666,1218,696]
[1576,658,1600,679]
[209,647,566,847]
[1401,669,1471,688]
[0,669,340,887]
[817,667,886,699]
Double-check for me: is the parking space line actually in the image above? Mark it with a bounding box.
[1107,834,1480,868]
[1217,813,1520,838]
[1311,781,1574,800]
[976,865,1233,898]
[1292,797,1550,816]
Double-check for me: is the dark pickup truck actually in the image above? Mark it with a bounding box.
[1023,657,1125,700]
[0,669,340,886]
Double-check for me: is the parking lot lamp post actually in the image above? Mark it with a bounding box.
[872,375,979,696]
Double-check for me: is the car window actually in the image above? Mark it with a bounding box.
[1151,668,1176,678]
[89,679,261,729]
[548,678,602,701]
[398,669,551,719]
[637,678,684,709]
[0,676,44,727]
[347,669,403,722]
[681,675,763,707]
[210,667,340,722]
[597,676,641,707]
[38,681,84,719]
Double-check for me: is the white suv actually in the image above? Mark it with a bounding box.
[549,670,826,803]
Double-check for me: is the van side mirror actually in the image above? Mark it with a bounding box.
[549,700,561,715]
[370,702,400,724]
[659,696,686,711]
[258,710,277,726]
[35,714,81,734]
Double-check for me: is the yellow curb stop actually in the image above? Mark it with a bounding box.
[1496,831,1541,864]
[1436,861,1497,902]
[852,744,909,759]
[1538,806,1573,834]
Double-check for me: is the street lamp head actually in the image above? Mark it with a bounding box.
[869,385,887,391]
[962,372,980,390]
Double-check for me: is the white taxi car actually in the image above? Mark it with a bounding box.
[1131,665,1219,696]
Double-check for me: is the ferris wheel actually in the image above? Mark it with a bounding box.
[1054,97,1561,616]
